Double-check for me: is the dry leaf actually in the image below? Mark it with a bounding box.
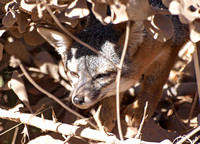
[169,0,200,24]
[24,27,45,46]
[90,0,111,25]
[8,71,32,113]
[127,0,154,21]
[33,51,60,81]
[2,10,18,28]
[20,0,37,13]
[10,28,24,38]
[64,0,89,19]
[4,40,31,64]
[0,0,13,4]
[17,12,30,33]
[0,43,3,61]
[162,0,172,8]
[190,21,200,43]
[56,12,80,28]
[144,14,174,42]
[110,1,128,24]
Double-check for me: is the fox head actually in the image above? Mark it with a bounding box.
[37,22,142,109]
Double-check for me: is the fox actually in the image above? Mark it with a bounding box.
[37,12,188,131]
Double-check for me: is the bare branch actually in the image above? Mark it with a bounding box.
[0,107,118,143]
[116,20,131,141]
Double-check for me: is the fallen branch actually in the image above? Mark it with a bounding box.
[175,126,200,144]
[0,107,116,143]
[0,107,172,144]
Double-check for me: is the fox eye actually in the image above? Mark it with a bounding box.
[95,72,115,79]
[69,71,79,78]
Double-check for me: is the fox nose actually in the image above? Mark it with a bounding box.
[73,96,85,105]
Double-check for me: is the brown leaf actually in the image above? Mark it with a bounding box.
[2,10,18,28]
[110,1,128,24]
[10,28,24,38]
[0,0,13,4]
[8,71,32,113]
[20,0,37,13]
[0,43,3,62]
[162,0,172,8]
[17,12,30,33]
[4,40,31,64]
[127,0,154,21]
[144,14,174,42]
[64,0,90,19]
[169,0,200,24]
[190,21,200,43]
[24,27,46,46]
[33,51,60,81]
[90,0,111,25]
[56,12,80,28]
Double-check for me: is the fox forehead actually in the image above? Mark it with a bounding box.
[67,40,121,75]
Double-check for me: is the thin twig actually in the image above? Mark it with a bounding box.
[90,106,108,136]
[42,0,118,69]
[168,99,188,130]
[135,101,148,139]
[19,63,98,130]
[11,127,19,144]
[187,91,198,128]
[116,21,131,141]
[175,126,200,144]
[193,42,200,104]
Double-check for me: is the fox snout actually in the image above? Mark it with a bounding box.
[71,81,102,109]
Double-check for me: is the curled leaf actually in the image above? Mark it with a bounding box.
[90,0,111,25]
[64,0,90,19]
[162,0,172,8]
[17,12,30,33]
[169,0,200,24]
[2,10,18,28]
[33,51,60,81]
[110,1,128,24]
[20,0,37,13]
[24,27,45,46]
[8,71,32,113]
[190,21,200,43]
[127,0,154,21]
[144,14,174,42]
[4,40,31,64]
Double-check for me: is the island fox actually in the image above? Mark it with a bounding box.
[38,14,188,128]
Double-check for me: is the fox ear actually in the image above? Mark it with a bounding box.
[37,27,72,57]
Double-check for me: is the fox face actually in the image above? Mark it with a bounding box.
[64,24,135,109]
[38,23,137,109]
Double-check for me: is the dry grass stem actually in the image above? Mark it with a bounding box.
[116,20,131,141]
[135,101,148,139]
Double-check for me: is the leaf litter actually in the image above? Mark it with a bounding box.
[0,0,199,143]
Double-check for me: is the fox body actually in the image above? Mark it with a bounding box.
[38,15,188,127]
